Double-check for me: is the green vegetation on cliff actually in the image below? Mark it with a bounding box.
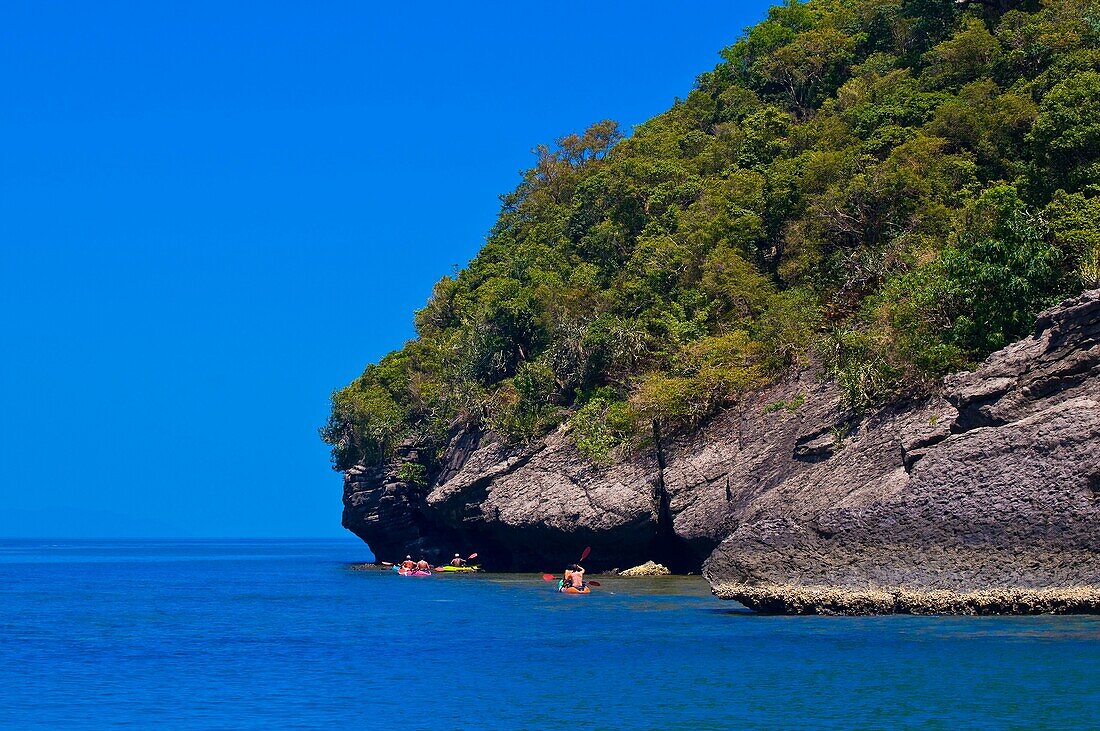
[323,0,1100,469]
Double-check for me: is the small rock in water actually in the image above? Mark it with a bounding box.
[619,560,671,577]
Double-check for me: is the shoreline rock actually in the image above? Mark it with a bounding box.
[712,583,1100,615]
[619,561,672,577]
[703,289,1100,614]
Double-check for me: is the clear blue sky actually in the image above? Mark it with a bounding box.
[0,1,772,537]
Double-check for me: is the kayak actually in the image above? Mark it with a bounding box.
[436,565,479,573]
[393,566,432,577]
[557,580,590,594]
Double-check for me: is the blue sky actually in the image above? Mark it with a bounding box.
[0,1,772,537]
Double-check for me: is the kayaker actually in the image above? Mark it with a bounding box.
[400,556,415,571]
[416,558,431,571]
[567,563,585,590]
[450,554,466,567]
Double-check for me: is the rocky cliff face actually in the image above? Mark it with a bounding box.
[343,290,1100,613]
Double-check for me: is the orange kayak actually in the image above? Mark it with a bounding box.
[557,581,590,594]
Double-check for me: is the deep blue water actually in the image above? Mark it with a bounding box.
[1,539,1098,729]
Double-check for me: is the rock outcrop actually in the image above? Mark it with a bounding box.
[342,289,1100,612]
[705,288,1100,613]
[619,561,672,577]
[344,425,663,570]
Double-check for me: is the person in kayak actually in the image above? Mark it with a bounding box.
[449,553,466,567]
[565,563,585,590]
[416,558,431,572]
[400,556,415,571]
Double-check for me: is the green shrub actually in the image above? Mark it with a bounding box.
[630,332,766,428]
[819,327,901,411]
[396,462,427,486]
[941,186,1070,354]
[755,288,822,371]
[1045,191,1100,289]
[569,392,635,463]
[320,380,408,470]
[479,360,562,442]
[763,392,806,414]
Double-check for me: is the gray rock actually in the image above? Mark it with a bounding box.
[343,425,661,569]
[705,289,1100,613]
[619,561,671,577]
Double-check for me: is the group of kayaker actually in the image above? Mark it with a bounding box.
[398,556,431,572]
[396,553,469,572]
[387,550,592,593]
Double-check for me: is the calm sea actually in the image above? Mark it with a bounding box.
[1,538,1097,729]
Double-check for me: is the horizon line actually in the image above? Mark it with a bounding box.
[0,535,362,541]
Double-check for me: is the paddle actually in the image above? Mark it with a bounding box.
[573,547,598,586]
[543,574,600,587]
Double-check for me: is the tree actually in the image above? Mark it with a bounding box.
[321,381,408,469]
[942,186,1069,353]
[922,16,1003,88]
[758,28,858,114]
[1030,71,1100,193]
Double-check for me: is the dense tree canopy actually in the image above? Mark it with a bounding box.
[324,0,1100,469]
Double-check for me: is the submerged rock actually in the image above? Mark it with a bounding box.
[619,561,671,577]
[343,290,1100,612]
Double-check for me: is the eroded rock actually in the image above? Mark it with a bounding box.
[619,561,672,577]
[704,289,1100,613]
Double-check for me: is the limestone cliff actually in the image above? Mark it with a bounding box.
[342,289,1100,613]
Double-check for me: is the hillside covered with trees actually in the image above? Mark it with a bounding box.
[324,0,1100,471]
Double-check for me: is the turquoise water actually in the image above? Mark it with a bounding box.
[2,539,1098,729]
